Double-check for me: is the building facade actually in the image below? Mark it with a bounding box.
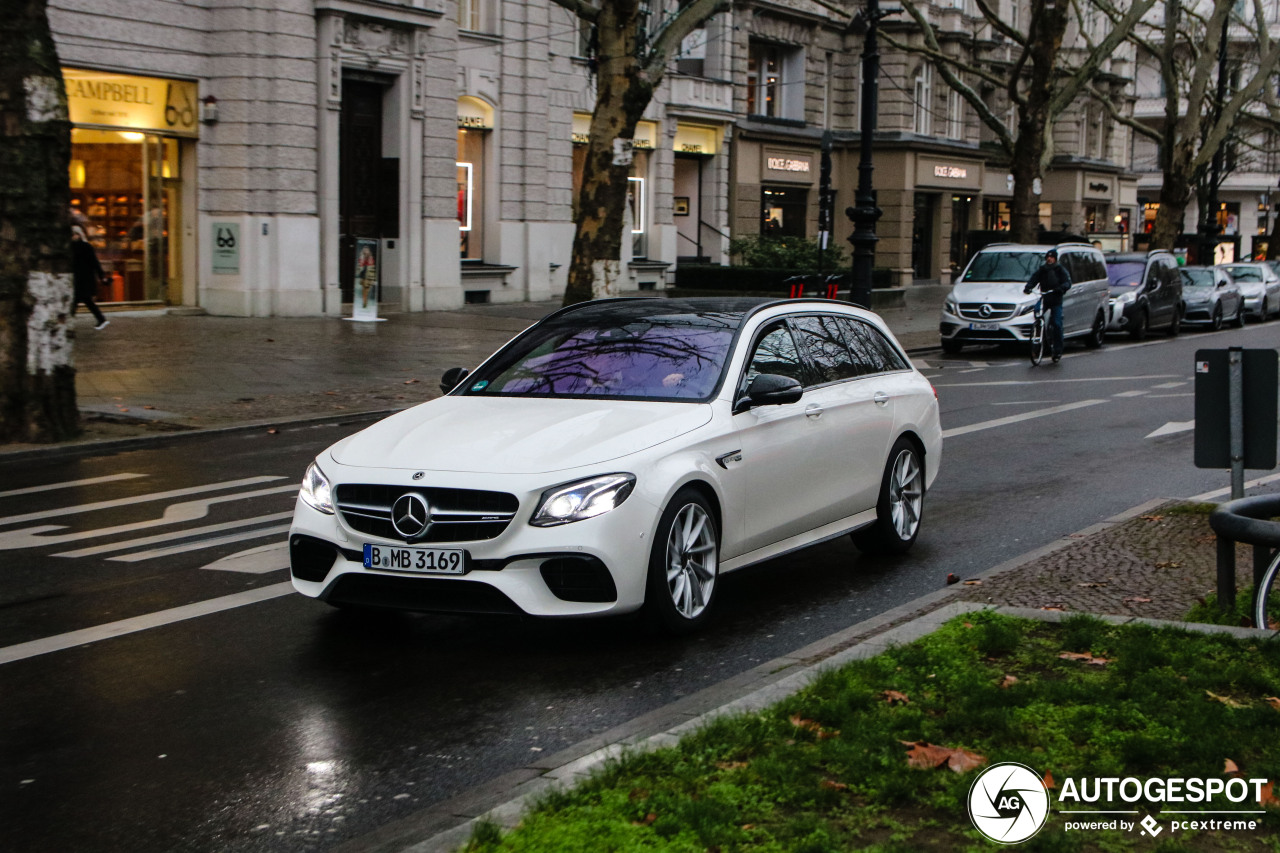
[49,0,1144,317]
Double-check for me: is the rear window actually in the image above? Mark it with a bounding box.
[1181,269,1214,288]
[1107,262,1145,287]
[465,310,740,400]
[962,251,1042,283]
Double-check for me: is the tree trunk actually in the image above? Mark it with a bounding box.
[1151,138,1197,251]
[1006,1,1068,244]
[563,0,654,306]
[0,0,78,442]
[1009,117,1047,243]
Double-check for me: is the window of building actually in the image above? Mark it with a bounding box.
[747,41,802,120]
[459,0,494,32]
[914,65,933,135]
[984,199,1011,231]
[761,186,808,238]
[457,96,493,261]
[946,89,964,140]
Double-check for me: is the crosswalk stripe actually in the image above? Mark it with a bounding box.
[54,512,295,558]
[110,525,292,561]
[0,476,284,527]
[202,543,290,574]
[0,473,146,499]
[0,582,296,666]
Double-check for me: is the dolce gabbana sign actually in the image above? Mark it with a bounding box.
[763,150,815,183]
[63,68,199,138]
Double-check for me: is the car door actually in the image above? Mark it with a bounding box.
[732,320,834,553]
[835,317,910,510]
[1221,269,1242,317]
[1058,251,1085,334]
[1141,260,1167,326]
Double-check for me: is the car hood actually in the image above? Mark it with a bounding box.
[948,281,1033,304]
[329,397,714,474]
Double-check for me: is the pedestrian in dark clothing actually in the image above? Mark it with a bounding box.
[1024,248,1071,362]
[71,225,109,330]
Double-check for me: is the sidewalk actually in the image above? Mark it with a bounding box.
[1,286,949,455]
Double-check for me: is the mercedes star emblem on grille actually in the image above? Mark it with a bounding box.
[391,493,431,539]
[978,303,994,319]
[412,471,425,480]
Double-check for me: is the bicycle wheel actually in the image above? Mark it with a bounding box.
[1252,548,1280,630]
[1028,316,1045,366]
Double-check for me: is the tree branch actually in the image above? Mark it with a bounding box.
[645,0,729,74]
[546,0,599,24]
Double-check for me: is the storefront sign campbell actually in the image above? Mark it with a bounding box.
[64,68,199,138]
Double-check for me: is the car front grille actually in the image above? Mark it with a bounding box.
[957,303,1017,321]
[334,484,519,543]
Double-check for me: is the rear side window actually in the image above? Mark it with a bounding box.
[745,322,808,386]
[840,318,909,375]
[791,315,859,385]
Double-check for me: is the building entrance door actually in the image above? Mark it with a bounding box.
[912,193,936,280]
[339,78,385,303]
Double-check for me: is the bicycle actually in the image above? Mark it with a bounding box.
[1027,294,1046,366]
[1253,548,1280,630]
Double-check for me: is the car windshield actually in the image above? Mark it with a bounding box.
[1180,269,1214,288]
[1107,262,1145,288]
[962,252,1042,283]
[463,304,745,401]
[1223,265,1262,281]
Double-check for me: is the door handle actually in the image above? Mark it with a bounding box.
[804,404,824,418]
[873,392,890,406]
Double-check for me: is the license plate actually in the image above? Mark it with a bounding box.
[968,322,1000,331]
[363,544,467,574]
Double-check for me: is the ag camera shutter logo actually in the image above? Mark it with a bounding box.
[968,762,1050,844]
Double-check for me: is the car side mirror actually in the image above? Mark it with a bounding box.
[735,374,803,413]
[440,367,470,394]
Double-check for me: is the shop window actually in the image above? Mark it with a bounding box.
[747,41,802,121]
[983,199,1011,231]
[457,97,493,260]
[761,186,807,238]
[629,147,651,258]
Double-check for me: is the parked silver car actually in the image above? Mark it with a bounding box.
[1218,262,1280,320]
[1179,265,1243,330]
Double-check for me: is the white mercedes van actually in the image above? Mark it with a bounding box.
[939,243,1110,355]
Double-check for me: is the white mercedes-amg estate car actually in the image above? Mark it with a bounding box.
[289,297,942,633]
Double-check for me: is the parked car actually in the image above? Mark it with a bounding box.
[939,243,1109,354]
[1104,250,1184,339]
[1218,262,1280,321]
[1179,265,1244,330]
[289,297,942,633]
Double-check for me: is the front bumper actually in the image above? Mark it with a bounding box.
[938,308,1034,345]
[1182,301,1215,324]
[288,479,656,618]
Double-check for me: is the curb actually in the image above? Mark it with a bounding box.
[0,409,396,463]
[331,494,1244,853]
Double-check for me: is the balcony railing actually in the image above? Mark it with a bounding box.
[666,76,734,115]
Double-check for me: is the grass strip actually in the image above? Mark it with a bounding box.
[462,612,1280,852]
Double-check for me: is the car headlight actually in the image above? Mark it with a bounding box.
[943,298,958,315]
[1016,302,1037,316]
[1114,291,1137,305]
[300,462,335,514]
[530,474,636,527]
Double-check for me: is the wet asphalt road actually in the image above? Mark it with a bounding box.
[1,320,1277,852]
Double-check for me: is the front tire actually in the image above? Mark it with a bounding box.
[1166,306,1182,337]
[1084,310,1106,349]
[1210,304,1223,331]
[644,489,719,634]
[1232,302,1245,328]
[1129,308,1149,341]
[853,438,925,555]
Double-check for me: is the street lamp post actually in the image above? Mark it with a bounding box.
[846,0,895,309]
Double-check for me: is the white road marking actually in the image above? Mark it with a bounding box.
[1152,381,1188,389]
[1149,393,1194,398]
[110,525,292,562]
[0,476,283,527]
[0,582,295,666]
[54,512,295,558]
[202,542,290,574]
[0,485,298,551]
[933,375,1181,388]
[1146,421,1194,439]
[942,400,1108,438]
[1189,472,1280,502]
[0,473,146,499]
[990,400,1060,406]
[912,359,931,369]
[1113,390,1150,397]
[959,368,984,373]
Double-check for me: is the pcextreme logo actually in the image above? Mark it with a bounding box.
[968,762,1051,844]
[968,763,1270,844]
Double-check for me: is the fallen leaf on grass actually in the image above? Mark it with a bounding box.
[790,715,839,738]
[1140,514,1166,522]
[963,621,974,628]
[1225,759,1241,775]
[963,580,982,586]
[715,761,748,771]
[1042,771,1056,790]
[1206,690,1247,709]
[1123,597,1153,604]
[631,812,657,826]
[1264,697,1280,711]
[1041,606,1066,612]
[1059,651,1109,665]
[999,674,1019,689]
[901,740,987,774]
[882,690,910,705]
[143,405,154,410]
[820,779,849,791]
[1260,781,1280,808]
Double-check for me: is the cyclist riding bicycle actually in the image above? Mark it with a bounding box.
[1024,248,1072,363]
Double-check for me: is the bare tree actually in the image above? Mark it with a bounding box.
[0,0,78,442]
[887,0,1155,242]
[1094,0,1280,251]
[548,0,728,305]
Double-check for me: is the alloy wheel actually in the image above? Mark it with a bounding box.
[888,449,924,541]
[665,503,717,619]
